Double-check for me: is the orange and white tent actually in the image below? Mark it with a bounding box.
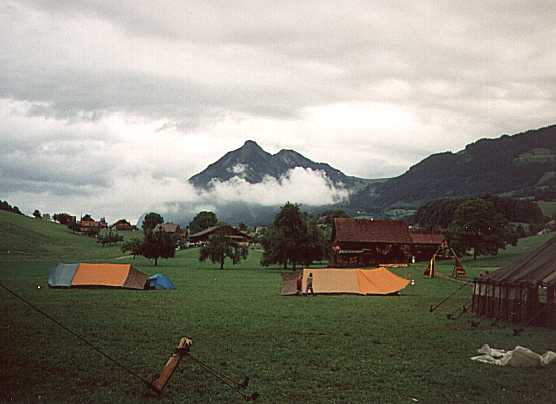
[48,263,148,289]
[281,267,409,295]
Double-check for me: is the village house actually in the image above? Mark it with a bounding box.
[330,218,413,267]
[188,225,251,247]
[78,215,107,234]
[111,219,133,231]
[153,222,183,235]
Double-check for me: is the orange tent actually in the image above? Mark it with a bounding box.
[70,263,147,289]
[295,267,409,295]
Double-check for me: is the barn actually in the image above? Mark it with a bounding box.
[330,218,412,267]
[410,232,446,261]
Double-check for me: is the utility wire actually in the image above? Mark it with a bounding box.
[0,281,155,391]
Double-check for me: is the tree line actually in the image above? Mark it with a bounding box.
[413,195,546,230]
[0,200,24,215]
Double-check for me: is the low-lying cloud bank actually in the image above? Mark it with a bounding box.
[0,99,346,224]
[156,168,349,225]
[5,166,349,225]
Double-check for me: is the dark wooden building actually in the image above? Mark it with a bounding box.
[410,232,446,261]
[188,225,251,246]
[330,218,413,267]
[472,237,556,328]
[111,219,133,231]
[154,223,183,235]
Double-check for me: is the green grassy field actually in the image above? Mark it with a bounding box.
[1,212,555,403]
[0,211,142,262]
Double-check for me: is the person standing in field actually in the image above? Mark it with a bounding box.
[296,273,303,295]
[305,272,315,296]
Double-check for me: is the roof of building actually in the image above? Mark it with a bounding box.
[333,218,412,244]
[189,224,251,240]
[154,223,181,233]
[112,218,131,226]
[484,236,556,286]
[410,233,446,245]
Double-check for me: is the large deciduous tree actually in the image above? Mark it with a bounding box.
[139,230,176,266]
[142,212,164,235]
[199,233,248,269]
[261,202,325,269]
[189,211,218,234]
[448,198,518,259]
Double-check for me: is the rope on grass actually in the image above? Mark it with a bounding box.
[0,280,156,392]
[186,353,258,401]
[429,280,473,313]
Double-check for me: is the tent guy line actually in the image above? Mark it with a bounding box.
[1,278,258,400]
[0,280,155,391]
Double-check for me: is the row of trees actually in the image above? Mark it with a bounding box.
[446,198,519,259]
[0,200,24,215]
[194,203,331,270]
[413,194,546,230]
[412,196,548,259]
[121,210,226,267]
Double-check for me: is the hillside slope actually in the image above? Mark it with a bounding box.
[0,211,138,262]
[350,124,556,211]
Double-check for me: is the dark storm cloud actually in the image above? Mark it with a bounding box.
[1,0,556,218]
[3,0,556,129]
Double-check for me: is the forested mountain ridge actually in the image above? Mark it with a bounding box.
[349,124,556,212]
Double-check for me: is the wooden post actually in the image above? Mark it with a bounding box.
[496,283,502,320]
[472,280,477,314]
[503,285,509,321]
[152,337,193,394]
[518,285,525,323]
[547,286,555,328]
[529,285,539,324]
[478,281,484,315]
[486,282,493,317]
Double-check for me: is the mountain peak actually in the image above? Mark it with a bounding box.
[243,139,261,148]
[240,140,270,153]
[189,141,369,189]
[275,148,300,156]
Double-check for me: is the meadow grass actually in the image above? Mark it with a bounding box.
[0,211,142,262]
[1,212,555,403]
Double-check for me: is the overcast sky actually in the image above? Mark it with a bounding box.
[1,1,556,222]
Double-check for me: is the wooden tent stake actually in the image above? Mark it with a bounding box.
[152,336,193,394]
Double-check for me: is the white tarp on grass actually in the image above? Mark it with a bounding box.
[471,344,556,367]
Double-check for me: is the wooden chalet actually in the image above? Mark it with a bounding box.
[154,223,183,234]
[111,219,133,231]
[79,215,103,234]
[330,218,412,267]
[410,232,446,261]
[472,237,556,328]
[188,225,251,246]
